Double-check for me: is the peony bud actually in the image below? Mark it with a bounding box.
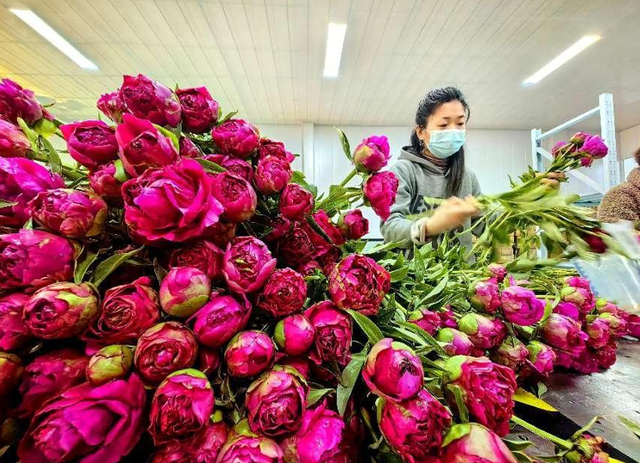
[87,344,133,385]
[490,337,529,371]
[258,138,295,163]
[598,312,628,337]
[408,308,442,335]
[554,301,581,321]
[541,314,588,356]
[190,293,251,349]
[90,162,125,204]
[160,266,211,318]
[580,135,608,159]
[222,236,277,294]
[198,347,221,377]
[170,240,224,281]
[339,209,369,240]
[487,263,507,283]
[275,314,315,356]
[218,421,283,463]
[211,172,258,223]
[0,293,30,351]
[458,313,507,349]
[526,341,556,377]
[436,328,474,356]
[119,74,181,126]
[353,135,390,173]
[225,330,275,378]
[306,301,353,367]
[585,316,611,348]
[0,78,43,125]
[280,183,314,221]
[254,155,292,195]
[97,91,128,123]
[0,119,30,158]
[500,286,545,326]
[177,86,219,133]
[257,268,307,318]
[59,120,119,171]
[469,279,501,313]
[561,276,595,315]
[211,119,260,159]
[441,423,518,463]
[363,171,398,220]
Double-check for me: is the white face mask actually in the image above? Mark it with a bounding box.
[427,129,466,159]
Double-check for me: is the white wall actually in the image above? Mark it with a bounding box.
[619,124,640,178]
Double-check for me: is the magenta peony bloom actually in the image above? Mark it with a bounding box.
[0,293,30,351]
[282,403,344,463]
[436,328,474,356]
[17,373,147,463]
[198,347,221,377]
[23,282,98,340]
[0,352,23,397]
[408,308,442,335]
[628,314,640,339]
[246,366,309,438]
[363,338,424,401]
[585,316,611,348]
[259,138,295,163]
[179,136,201,158]
[561,276,595,314]
[353,135,390,173]
[89,162,124,204]
[378,389,451,463]
[439,307,458,328]
[211,172,257,223]
[595,342,617,370]
[190,293,251,348]
[151,418,228,463]
[444,355,517,436]
[275,314,315,356]
[211,119,260,159]
[554,301,581,321]
[134,321,198,384]
[276,222,319,266]
[276,355,312,381]
[118,74,181,126]
[570,131,590,145]
[59,120,119,171]
[363,171,398,220]
[339,209,369,240]
[222,236,277,294]
[205,153,254,182]
[491,337,529,371]
[149,369,214,445]
[115,114,179,177]
[82,276,160,346]
[541,313,588,356]
[176,86,219,133]
[487,263,507,283]
[328,254,390,316]
[97,91,128,123]
[17,348,88,418]
[526,341,556,377]
[170,240,224,281]
[0,157,65,227]
[441,423,518,463]
[123,158,224,244]
[254,155,293,195]
[597,312,628,337]
[29,188,108,239]
[0,78,43,125]
[160,266,211,318]
[305,301,353,366]
[217,422,283,463]
[312,209,346,246]
[87,344,134,385]
[500,286,545,326]
[581,135,608,159]
[0,119,30,158]
[225,330,275,378]
[457,313,507,349]
[257,268,307,318]
[469,280,501,313]
[0,230,75,291]
[280,183,314,221]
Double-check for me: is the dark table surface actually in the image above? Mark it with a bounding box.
[512,339,640,462]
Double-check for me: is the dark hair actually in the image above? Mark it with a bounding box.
[410,86,470,197]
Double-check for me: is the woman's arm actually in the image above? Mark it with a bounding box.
[380,162,417,248]
[469,172,486,237]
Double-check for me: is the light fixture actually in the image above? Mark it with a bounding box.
[323,23,347,78]
[10,9,98,70]
[523,35,600,85]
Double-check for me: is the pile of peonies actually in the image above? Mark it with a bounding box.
[0,75,637,463]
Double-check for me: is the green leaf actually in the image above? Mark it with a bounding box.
[417,275,449,307]
[363,241,402,255]
[503,438,534,451]
[154,124,180,150]
[334,127,352,162]
[306,215,334,244]
[307,388,334,407]
[196,158,226,173]
[337,348,368,415]
[218,110,238,125]
[512,451,535,463]
[113,159,129,183]
[441,423,472,447]
[537,382,548,398]
[40,136,62,174]
[0,199,18,209]
[17,117,38,146]
[347,309,384,344]
[33,117,57,138]
[91,247,143,286]
[618,415,640,438]
[389,267,409,283]
[290,171,318,198]
[452,385,469,422]
[23,218,34,229]
[397,321,447,356]
[74,249,99,284]
[153,258,169,284]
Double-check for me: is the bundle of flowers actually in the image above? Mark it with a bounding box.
[0,75,633,463]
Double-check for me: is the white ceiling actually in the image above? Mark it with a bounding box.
[1,0,640,130]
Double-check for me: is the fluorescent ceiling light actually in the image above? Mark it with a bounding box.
[10,9,98,70]
[323,23,347,78]
[523,35,600,84]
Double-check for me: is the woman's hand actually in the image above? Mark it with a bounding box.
[422,196,480,237]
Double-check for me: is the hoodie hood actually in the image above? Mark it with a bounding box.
[399,146,448,175]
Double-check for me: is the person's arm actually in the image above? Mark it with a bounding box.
[469,172,486,238]
[380,163,417,248]
[598,187,640,225]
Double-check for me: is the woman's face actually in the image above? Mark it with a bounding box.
[416,100,466,147]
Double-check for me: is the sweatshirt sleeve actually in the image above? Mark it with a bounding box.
[380,162,418,248]
[469,172,486,238]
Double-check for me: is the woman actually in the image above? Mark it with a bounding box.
[598,146,640,227]
[381,87,481,249]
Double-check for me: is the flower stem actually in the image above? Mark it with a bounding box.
[511,415,572,450]
[339,168,358,187]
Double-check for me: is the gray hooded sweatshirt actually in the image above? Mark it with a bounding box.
[380,147,482,250]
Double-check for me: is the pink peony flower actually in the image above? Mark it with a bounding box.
[149,369,214,445]
[487,263,507,283]
[134,322,198,384]
[122,158,224,244]
[222,236,277,294]
[305,301,353,367]
[581,135,608,159]
[160,266,211,318]
[59,120,119,171]
[353,135,390,173]
[628,314,640,339]
[526,341,556,377]
[217,423,283,463]
[205,154,254,181]
[444,356,517,436]
[0,119,30,158]
[363,171,398,220]
[469,280,501,313]
[211,119,260,159]
[89,162,125,204]
[118,74,181,126]
[554,301,581,321]
[437,328,474,356]
[115,114,179,177]
[258,138,295,163]
[0,78,43,125]
[86,344,133,385]
[457,313,507,349]
[257,268,307,318]
[598,312,628,337]
[585,316,611,348]
[0,293,30,351]
[328,254,390,316]
[280,183,314,221]
[500,286,545,326]
[97,91,129,123]
[190,293,251,349]
[541,314,588,356]
[339,209,369,240]
[18,374,147,463]
[179,136,202,158]
[151,418,228,463]
[378,389,452,463]
[254,155,293,195]
[211,172,257,223]
[176,86,220,133]
[561,276,595,315]
[197,347,222,377]
[224,330,275,378]
[490,337,530,371]
[363,338,424,401]
[441,423,518,463]
[170,240,224,281]
[275,314,315,356]
[408,308,442,335]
